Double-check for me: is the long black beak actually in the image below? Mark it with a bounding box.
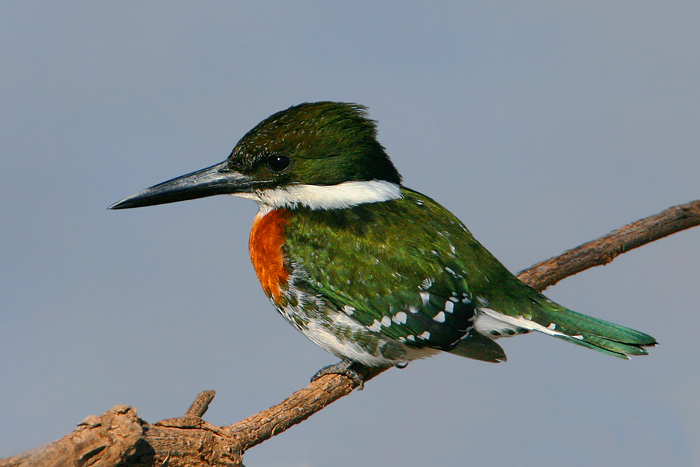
[109,160,255,210]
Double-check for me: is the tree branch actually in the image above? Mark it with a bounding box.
[517,200,700,291]
[2,200,698,467]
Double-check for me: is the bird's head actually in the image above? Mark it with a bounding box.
[109,102,402,211]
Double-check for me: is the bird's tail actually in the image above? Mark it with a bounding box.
[477,301,657,359]
[533,306,656,358]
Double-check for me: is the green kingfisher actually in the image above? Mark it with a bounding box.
[110,102,656,382]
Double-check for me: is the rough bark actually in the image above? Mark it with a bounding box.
[518,200,700,291]
[2,200,698,467]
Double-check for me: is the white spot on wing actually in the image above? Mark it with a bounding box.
[433,311,446,323]
[392,311,408,324]
[419,292,430,305]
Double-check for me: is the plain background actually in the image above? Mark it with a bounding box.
[2,2,699,466]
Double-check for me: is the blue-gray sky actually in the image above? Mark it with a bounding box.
[2,2,699,466]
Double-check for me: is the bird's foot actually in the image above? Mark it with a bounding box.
[393,361,409,369]
[311,359,366,390]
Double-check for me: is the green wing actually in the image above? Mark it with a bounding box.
[283,188,520,359]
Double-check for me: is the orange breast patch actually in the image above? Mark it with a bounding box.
[249,209,291,303]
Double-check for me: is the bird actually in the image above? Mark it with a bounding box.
[110,101,656,384]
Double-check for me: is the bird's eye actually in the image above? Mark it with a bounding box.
[266,154,291,172]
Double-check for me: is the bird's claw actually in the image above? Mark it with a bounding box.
[311,359,366,390]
